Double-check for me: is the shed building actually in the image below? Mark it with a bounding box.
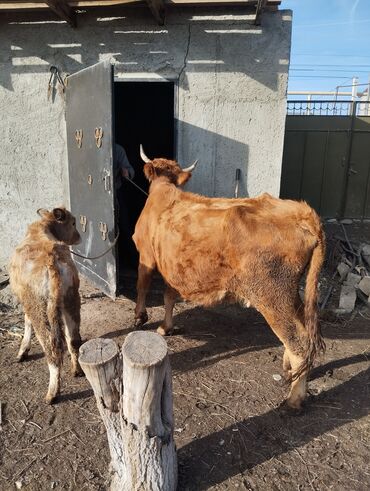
[0,1,292,296]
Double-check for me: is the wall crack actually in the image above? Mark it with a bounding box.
[178,23,191,83]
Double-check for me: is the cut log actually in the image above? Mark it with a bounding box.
[79,337,121,412]
[79,332,177,491]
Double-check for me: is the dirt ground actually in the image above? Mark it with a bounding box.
[0,223,370,491]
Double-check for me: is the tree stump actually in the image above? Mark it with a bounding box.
[79,332,177,491]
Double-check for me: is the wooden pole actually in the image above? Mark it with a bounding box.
[79,332,177,491]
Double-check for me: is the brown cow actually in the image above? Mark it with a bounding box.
[9,207,83,403]
[132,147,326,409]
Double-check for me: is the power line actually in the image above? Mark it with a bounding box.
[290,69,370,73]
[289,75,365,79]
[336,82,370,88]
[291,64,370,68]
[292,53,370,59]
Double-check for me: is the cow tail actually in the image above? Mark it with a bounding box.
[47,260,65,365]
[297,228,326,379]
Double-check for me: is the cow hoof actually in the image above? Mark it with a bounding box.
[72,367,84,377]
[16,354,27,363]
[278,399,303,416]
[45,394,58,405]
[285,397,304,413]
[133,312,149,329]
[157,326,173,336]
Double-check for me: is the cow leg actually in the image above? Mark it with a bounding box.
[35,334,61,404]
[157,285,178,336]
[30,321,62,404]
[45,362,61,404]
[283,349,292,378]
[63,301,83,377]
[259,307,309,410]
[134,263,154,327]
[17,314,33,362]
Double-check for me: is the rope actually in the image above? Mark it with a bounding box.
[69,178,147,261]
[124,176,148,196]
[70,231,120,260]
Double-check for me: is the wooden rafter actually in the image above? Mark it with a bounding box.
[0,0,281,8]
[254,0,267,25]
[45,0,76,26]
[145,0,165,24]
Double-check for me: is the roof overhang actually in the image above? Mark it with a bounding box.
[0,0,281,26]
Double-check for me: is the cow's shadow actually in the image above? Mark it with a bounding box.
[104,301,281,373]
[177,363,370,490]
[168,304,279,374]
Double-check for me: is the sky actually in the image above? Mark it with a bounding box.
[282,0,370,98]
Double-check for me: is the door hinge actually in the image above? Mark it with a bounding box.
[99,222,108,241]
[79,215,87,232]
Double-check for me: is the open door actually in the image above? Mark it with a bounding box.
[65,60,117,298]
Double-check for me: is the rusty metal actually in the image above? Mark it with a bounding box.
[95,127,103,148]
[99,222,108,241]
[79,215,87,232]
[75,129,83,148]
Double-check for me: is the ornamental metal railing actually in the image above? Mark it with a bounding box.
[287,100,370,116]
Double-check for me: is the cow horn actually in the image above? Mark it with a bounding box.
[140,145,150,163]
[182,160,199,173]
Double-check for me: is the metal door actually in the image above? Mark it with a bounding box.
[66,60,117,298]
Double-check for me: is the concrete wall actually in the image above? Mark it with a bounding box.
[0,7,291,267]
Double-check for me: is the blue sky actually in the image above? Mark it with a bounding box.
[283,0,370,97]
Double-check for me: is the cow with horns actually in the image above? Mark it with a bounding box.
[132,146,325,409]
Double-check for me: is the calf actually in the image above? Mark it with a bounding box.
[9,207,83,403]
[133,148,326,410]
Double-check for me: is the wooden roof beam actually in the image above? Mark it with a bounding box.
[145,0,165,25]
[45,0,76,26]
[254,0,267,25]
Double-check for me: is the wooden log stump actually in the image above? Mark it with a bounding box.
[79,332,177,491]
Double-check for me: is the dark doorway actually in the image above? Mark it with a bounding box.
[114,81,175,288]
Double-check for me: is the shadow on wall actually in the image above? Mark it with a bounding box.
[114,85,249,199]
[0,7,290,93]
[178,121,249,197]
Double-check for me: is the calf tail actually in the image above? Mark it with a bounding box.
[47,261,65,365]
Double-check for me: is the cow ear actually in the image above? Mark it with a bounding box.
[143,162,156,182]
[53,208,66,222]
[37,208,49,218]
[177,171,191,186]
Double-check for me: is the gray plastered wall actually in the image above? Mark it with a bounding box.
[0,7,292,268]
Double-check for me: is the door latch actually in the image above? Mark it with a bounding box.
[99,222,108,241]
[95,127,103,148]
[75,129,83,149]
[87,174,93,187]
[79,215,87,232]
[103,172,111,192]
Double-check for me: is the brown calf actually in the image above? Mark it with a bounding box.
[9,207,82,403]
[132,148,326,409]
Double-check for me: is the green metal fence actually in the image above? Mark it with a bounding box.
[280,100,370,219]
